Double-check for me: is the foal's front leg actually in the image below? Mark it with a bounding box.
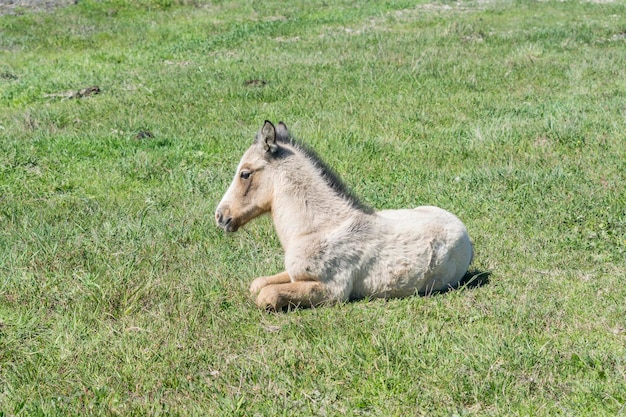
[256,280,327,311]
[249,271,291,295]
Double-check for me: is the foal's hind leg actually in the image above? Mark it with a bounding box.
[249,271,291,295]
[256,280,326,310]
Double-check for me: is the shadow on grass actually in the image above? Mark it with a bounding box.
[457,268,491,291]
[418,268,492,297]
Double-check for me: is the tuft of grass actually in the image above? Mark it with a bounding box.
[1,0,625,415]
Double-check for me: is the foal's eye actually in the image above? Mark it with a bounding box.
[240,170,252,180]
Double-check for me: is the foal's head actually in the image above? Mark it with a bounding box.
[215,120,288,232]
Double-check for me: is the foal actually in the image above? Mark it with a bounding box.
[216,121,473,310]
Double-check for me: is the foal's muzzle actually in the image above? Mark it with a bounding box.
[215,207,237,232]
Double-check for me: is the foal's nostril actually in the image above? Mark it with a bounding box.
[215,209,225,225]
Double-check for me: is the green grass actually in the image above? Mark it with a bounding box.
[1,0,625,415]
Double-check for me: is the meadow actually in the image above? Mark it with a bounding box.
[1,0,625,415]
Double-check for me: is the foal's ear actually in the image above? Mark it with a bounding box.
[260,120,279,154]
[276,121,289,139]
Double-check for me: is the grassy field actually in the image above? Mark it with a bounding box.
[1,0,625,415]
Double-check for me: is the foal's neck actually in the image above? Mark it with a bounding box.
[270,155,364,251]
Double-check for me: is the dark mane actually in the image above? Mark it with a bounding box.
[276,131,374,215]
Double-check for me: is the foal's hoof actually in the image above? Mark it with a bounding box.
[249,276,269,295]
[256,286,281,311]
